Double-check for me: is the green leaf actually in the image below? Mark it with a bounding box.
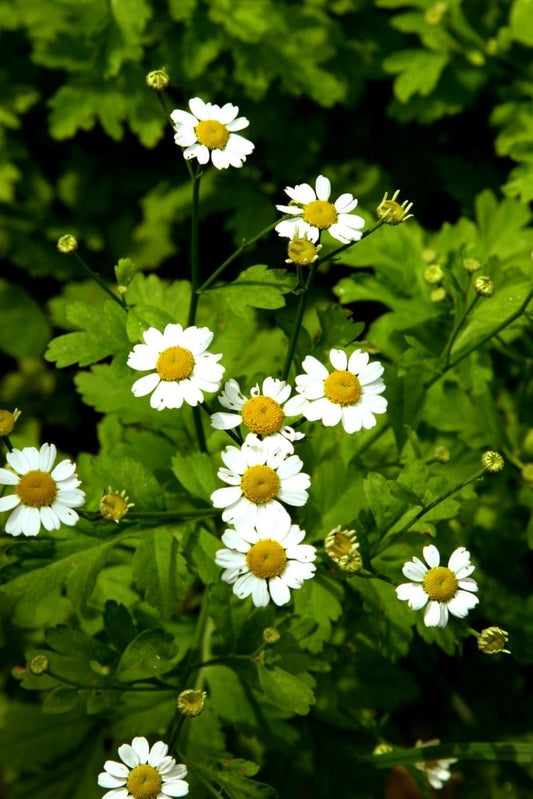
[383,49,450,103]
[258,664,315,716]
[103,600,138,652]
[364,472,415,534]
[209,265,297,318]
[510,0,533,45]
[42,687,80,715]
[45,300,128,367]
[291,577,344,653]
[114,628,176,682]
[193,758,278,799]
[366,740,533,767]
[65,538,118,613]
[171,451,217,500]
[132,528,189,617]
[0,279,50,356]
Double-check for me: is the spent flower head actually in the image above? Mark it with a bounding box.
[477,626,510,655]
[127,323,224,411]
[99,488,134,523]
[324,525,362,573]
[276,175,365,245]
[29,654,50,676]
[98,736,188,798]
[215,512,316,607]
[171,97,254,169]
[295,348,387,434]
[396,544,478,628]
[285,228,322,266]
[481,450,504,472]
[262,627,281,645]
[376,190,413,225]
[0,407,21,437]
[414,739,457,790]
[0,443,85,537]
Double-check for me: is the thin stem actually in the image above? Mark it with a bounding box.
[373,471,484,556]
[72,252,126,311]
[316,219,386,266]
[441,295,480,369]
[281,261,319,381]
[199,401,243,445]
[187,167,202,326]
[198,218,282,293]
[1,436,13,452]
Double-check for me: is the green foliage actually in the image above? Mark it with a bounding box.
[1,1,533,797]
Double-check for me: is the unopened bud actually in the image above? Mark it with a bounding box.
[434,446,450,463]
[424,265,443,285]
[481,451,504,473]
[463,257,481,273]
[57,234,78,254]
[146,68,169,91]
[374,743,394,755]
[262,627,281,645]
[0,408,21,436]
[29,654,50,675]
[177,689,207,718]
[430,287,446,303]
[477,626,510,655]
[474,276,494,297]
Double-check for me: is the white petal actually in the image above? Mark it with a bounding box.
[117,742,140,769]
[51,459,76,481]
[188,97,208,119]
[269,576,291,606]
[447,546,471,574]
[0,493,20,511]
[447,590,479,618]
[0,468,20,486]
[39,506,61,531]
[7,448,33,474]
[103,761,129,779]
[148,741,168,767]
[50,501,79,526]
[38,443,57,472]
[233,572,258,599]
[210,486,242,509]
[163,779,190,797]
[131,736,150,763]
[315,175,331,201]
[402,561,427,582]
[210,412,241,430]
[424,600,448,627]
[423,545,440,568]
[334,193,357,213]
[251,578,270,607]
[285,182,316,204]
[329,348,348,370]
[131,372,160,398]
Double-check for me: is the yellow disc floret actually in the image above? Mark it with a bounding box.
[246,539,287,578]
[241,396,285,436]
[423,566,458,602]
[303,200,337,229]
[156,346,195,381]
[17,470,57,508]
[323,370,361,406]
[195,119,230,150]
[240,465,280,504]
[126,764,162,799]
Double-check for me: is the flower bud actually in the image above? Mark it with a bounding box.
[463,257,481,273]
[477,626,510,655]
[262,627,281,645]
[29,654,50,675]
[434,445,450,463]
[324,526,362,573]
[146,68,169,91]
[0,407,21,436]
[177,689,207,718]
[481,451,504,473]
[474,276,494,297]
[430,287,446,303]
[57,234,78,254]
[424,265,443,285]
[373,743,394,755]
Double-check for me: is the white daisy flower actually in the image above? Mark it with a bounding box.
[0,443,85,537]
[294,348,387,433]
[414,739,457,790]
[210,377,307,454]
[275,174,365,244]
[396,545,479,628]
[215,513,316,607]
[127,323,224,411]
[98,735,188,798]
[210,434,310,527]
[170,97,254,169]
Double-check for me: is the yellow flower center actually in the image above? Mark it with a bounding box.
[287,237,320,265]
[16,470,57,508]
[156,346,194,381]
[0,410,16,436]
[246,539,287,579]
[423,566,458,602]
[327,531,355,559]
[302,199,337,229]
[241,396,285,436]
[240,464,280,504]
[323,370,361,406]
[126,764,162,799]
[99,492,130,523]
[195,119,230,150]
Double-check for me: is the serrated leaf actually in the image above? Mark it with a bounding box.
[132,528,188,617]
[0,279,50,357]
[383,49,449,103]
[208,265,297,318]
[66,538,118,613]
[291,577,344,653]
[45,300,128,367]
[103,600,138,652]
[258,664,315,715]
[171,451,217,499]
[364,472,415,534]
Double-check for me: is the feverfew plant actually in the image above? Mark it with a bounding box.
[1,9,533,794]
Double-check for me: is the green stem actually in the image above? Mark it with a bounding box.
[316,219,386,267]
[198,218,283,293]
[1,436,13,452]
[187,167,202,326]
[281,261,319,381]
[373,470,484,556]
[73,253,126,311]
[441,295,480,369]
[200,401,243,445]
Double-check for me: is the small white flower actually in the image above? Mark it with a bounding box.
[294,348,387,433]
[215,513,316,607]
[210,377,307,454]
[396,545,479,628]
[98,735,188,798]
[170,97,254,169]
[414,739,457,790]
[0,443,85,537]
[127,323,224,411]
[210,434,310,527]
[275,174,365,244]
